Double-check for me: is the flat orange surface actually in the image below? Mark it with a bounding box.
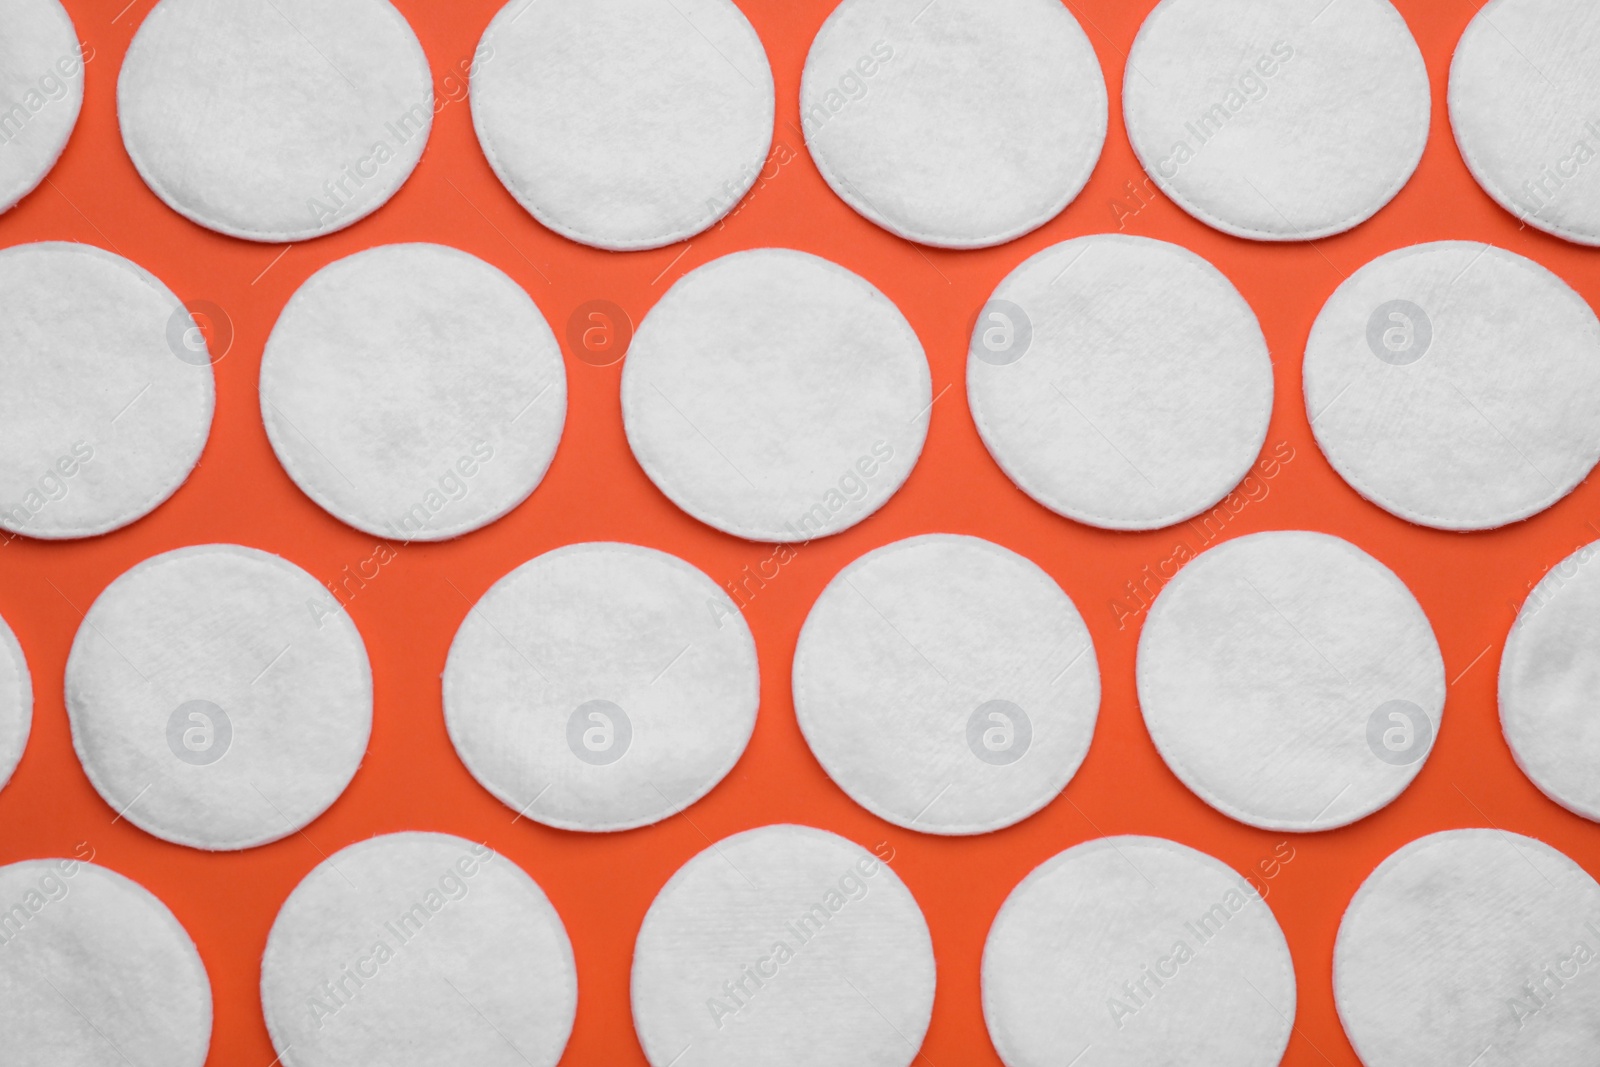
[2,1,1597,1064]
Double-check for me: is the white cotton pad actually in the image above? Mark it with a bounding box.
[117,0,432,241]
[801,0,1106,249]
[631,824,935,1067]
[983,836,1294,1067]
[1450,0,1600,245]
[472,0,774,251]
[65,544,372,851]
[0,242,214,540]
[1123,0,1429,240]
[793,535,1099,835]
[621,249,930,542]
[1137,531,1445,831]
[968,234,1273,530]
[0,612,31,793]
[1335,829,1600,1066]
[261,244,567,542]
[261,832,576,1067]
[1304,242,1600,530]
[0,0,83,214]
[0,857,212,1067]
[444,542,759,832]
[1500,539,1600,822]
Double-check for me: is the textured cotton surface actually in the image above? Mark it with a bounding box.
[65,545,372,850]
[261,243,567,542]
[1335,830,1600,1066]
[1305,242,1600,530]
[0,242,213,539]
[472,0,774,251]
[622,249,930,542]
[0,611,31,794]
[632,825,935,1067]
[0,0,82,214]
[968,235,1273,530]
[1451,0,1600,245]
[261,832,576,1067]
[0,858,212,1067]
[1138,531,1445,831]
[801,0,1106,248]
[1124,0,1429,240]
[794,535,1099,835]
[118,0,432,241]
[444,542,759,832]
[983,836,1294,1067]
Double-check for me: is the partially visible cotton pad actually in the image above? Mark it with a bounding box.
[65,545,372,851]
[0,0,83,214]
[118,0,432,241]
[631,824,935,1067]
[0,857,212,1067]
[1451,0,1600,245]
[0,611,31,793]
[1137,531,1445,831]
[1335,829,1600,1066]
[1305,242,1600,530]
[1124,0,1429,240]
[0,242,214,540]
[968,234,1273,530]
[261,243,567,542]
[261,832,576,1067]
[794,535,1099,835]
[621,249,931,542]
[801,0,1107,248]
[472,0,774,251]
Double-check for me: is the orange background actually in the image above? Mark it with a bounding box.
[2,0,1597,1063]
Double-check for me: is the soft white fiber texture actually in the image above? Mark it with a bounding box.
[801,0,1107,248]
[65,544,372,851]
[472,0,775,251]
[0,0,82,214]
[968,234,1273,530]
[1451,0,1600,245]
[622,249,930,542]
[0,857,212,1067]
[0,242,214,540]
[118,0,432,241]
[1138,531,1445,831]
[0,611,30,793]
[1335,829,1600,1066]
[1123,0,1429,240]
[444,542,759,832]
[261,832,576,1067]
[261,243,567,542]
[793,534,1099,835]
[1305,242,1600,530]
[982,836,1294,1067]
[631,824,935,1067]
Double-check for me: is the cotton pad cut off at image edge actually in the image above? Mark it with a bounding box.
[0,0,84,214]
[0,611,31,793]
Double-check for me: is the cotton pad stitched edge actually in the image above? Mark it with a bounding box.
[0,610,31,794]
[0,0,84,215]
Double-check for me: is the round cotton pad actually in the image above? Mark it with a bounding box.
[0,612,31,793]
[1451,0,1600,245]
[801,0,1106,248]
[261,832,576,1067]
[261,244,567,542]
[631,824,935,1067]
[444,542,759,832]
[1335,829,1600,1066]
[65,544,372,851]
[117,0,432,241]
[983,836,1294,1067]
[621,249,930,542]
[1305,242,1600,530]
[0,0,83,214]
[1123,0,1429,240]
[1137,531,1445,831]
[968,235,1273,530]
[0,857,212,1067]
[0,242,214,540]
[793,535,1099,835]
[472,0,774,251]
